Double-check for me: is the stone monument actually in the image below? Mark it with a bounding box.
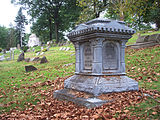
[54,18,139,108]
[28,34,41,47]
[130,33,160,48]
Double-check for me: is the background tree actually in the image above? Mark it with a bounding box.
[77,0,108,24]
[11,0,81,44]
[129,0,160,30]
[7,24,17,48]
[14,7,28,47]
[0,26,8,49]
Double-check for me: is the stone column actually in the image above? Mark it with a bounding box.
[120,40,127,74]
[74,42,80,73]
[91,38,104,74]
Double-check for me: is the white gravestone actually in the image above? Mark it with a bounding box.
[28,34,41,47]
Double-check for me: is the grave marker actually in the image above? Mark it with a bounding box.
[54,18,139,108]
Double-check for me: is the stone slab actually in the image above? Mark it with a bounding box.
[25,65,37,72]
[136,35,149,43]
[53,89,108,108]
[128,41,159,49]
[64,75,138,96]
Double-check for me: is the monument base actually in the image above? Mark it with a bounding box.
[53,75,138,108]
[53,89,109,108]
[64,75,138,96]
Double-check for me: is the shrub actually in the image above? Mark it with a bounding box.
[22,46,29,52]
[0,48,2,52]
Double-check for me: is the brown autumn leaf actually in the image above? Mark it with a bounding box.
[152,112,157,115]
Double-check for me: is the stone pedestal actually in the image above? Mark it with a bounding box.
[53,18,139,108]
[64,75,138,96]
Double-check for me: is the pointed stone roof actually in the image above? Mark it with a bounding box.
[67,18,135,38]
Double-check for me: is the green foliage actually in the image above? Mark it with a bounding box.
[76,0,107,24]
[21,46,29,52]
[14,7,28,47]
[0,26,8,49]
[0,48,2,52]
[12,0,81,44]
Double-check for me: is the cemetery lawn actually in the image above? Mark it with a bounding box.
[0,40,160,119]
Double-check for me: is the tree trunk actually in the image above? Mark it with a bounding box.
[49,17,53,41]
[155,21,160,30]
[55,21,59,44]
[54,7,59,44]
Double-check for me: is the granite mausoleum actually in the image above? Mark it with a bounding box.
[54,18,139,108]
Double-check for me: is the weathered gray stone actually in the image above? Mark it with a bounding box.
[54,18,138,108]
[129,33,160,49]
[136,35,149,43]
[64,75,138,96]
[47,46,50,51]
[54,89,108,108]
[59,47,63,51]
[148,34,160,43]
[17,44,20,50]
[65,47,70,51]
[40,52,44,55]
[30,57,41,62]
[41,47,44,51]
[32,48,35,52]
[25,65,37,72]
[17,52,24,62]
[40,56,48,64]
[36,52,40,56]
[0,55,5,61]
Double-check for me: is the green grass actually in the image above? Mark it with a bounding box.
[0,32,159,119]
[0,44,75,113]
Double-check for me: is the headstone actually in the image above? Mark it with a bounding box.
[17,52,24,62]
[25,65,37,72]
[0,55,5,61]
[62,47,66,51]
[130,33,160,48]
[30,57,41,62]
[40,52,44,55]
[148,34,160,43]
[3,49,6,54]
[59,47,63,51]
[47,46,50,51]
[41,47,44,51]
[54,18,139,108]
[17,44,20,50]
[136,35,149,43]
[40,56,48,64]
[28,34,41,47]
[10,47,16,51]
[65,47,70,51]
[32,48,35,52]
[36,52,40,56]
